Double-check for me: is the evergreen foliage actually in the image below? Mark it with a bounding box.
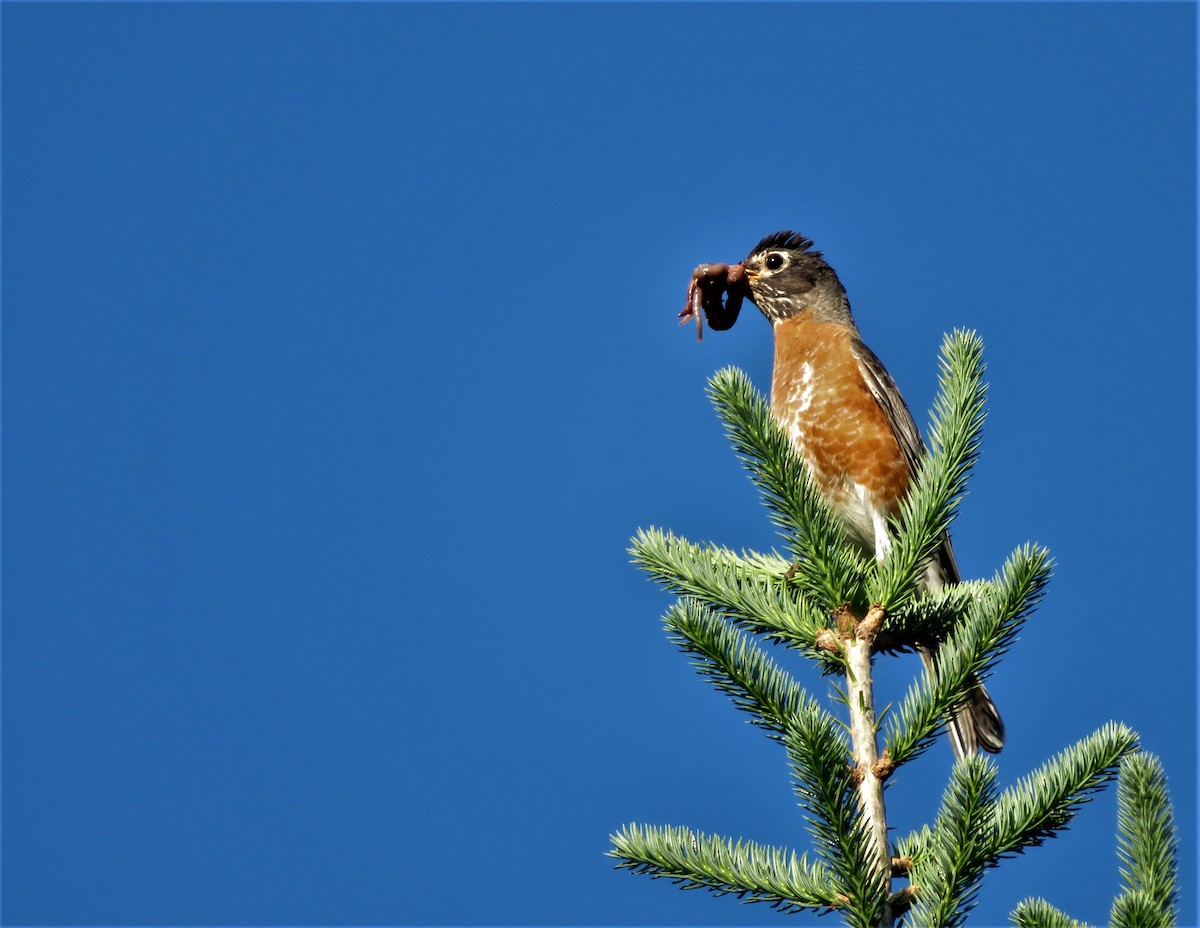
[1114,753,1178,924]
[609,331,1176,925]
[1011,751,1179,928]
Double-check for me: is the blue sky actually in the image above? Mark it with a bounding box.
[2,2,1194,925]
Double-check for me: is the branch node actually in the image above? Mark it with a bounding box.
[814,627,840,652]
[889,884,917,915]
[858,603,886,643]
[833,603,857,639]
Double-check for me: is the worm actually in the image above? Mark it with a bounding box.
[679,262,747,340]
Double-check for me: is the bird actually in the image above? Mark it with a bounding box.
[739,229,1004,758]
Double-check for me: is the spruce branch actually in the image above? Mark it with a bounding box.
[1110,891,1170,928]
[1007,751,1178,928]
[884,545,1052,767]
[664,599,828,743]
[1010,898,1092,928]
[871,330,987,611]
[896,722,1138,869]
[990,721,1138,857]
[1112,752,1178,927]
[872,579,988,654]
[632,527,841,672]
[664,600,889,927]
[608,823,842,913]
[783,695,886,927]
[907,755,998,928]
[708,366,868,608]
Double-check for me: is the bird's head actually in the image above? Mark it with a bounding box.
[741,230,852,326]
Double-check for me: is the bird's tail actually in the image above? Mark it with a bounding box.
[918,647,1005,759]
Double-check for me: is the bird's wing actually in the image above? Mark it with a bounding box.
[851,337,962,586]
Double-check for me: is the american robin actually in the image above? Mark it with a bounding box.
[737,230,1004,758]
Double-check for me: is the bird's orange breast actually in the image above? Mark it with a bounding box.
[770,314,912,527]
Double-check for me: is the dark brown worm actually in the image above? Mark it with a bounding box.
[678,262,748,340]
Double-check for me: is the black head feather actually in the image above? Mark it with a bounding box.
[748,230,817,259]
[741,229,850,326]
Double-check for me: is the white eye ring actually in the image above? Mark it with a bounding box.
[764,252,786,271]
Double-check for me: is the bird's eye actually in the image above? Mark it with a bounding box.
[765,253,785,271]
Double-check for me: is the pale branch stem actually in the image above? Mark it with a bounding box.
[843,607,893,927]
